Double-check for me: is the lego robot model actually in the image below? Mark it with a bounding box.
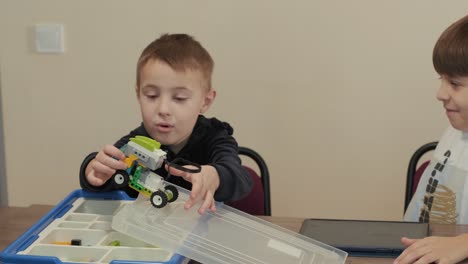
[111,136,178,208]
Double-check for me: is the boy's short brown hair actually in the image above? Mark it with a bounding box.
[433,15,468,77]
[136,33,214,90]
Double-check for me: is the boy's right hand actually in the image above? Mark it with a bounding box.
[85,145,128,187]
[394,234,468,264]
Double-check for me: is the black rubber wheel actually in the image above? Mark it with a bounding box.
[165,185,179,203]
[150,190,168,208]
[112,170,129,188]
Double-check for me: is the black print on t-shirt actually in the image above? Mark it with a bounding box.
[419,150,451,223]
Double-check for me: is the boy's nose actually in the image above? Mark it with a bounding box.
[157,97,171,116]
[436,80,450,102]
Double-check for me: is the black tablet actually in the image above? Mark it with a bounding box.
[299,219,429,257]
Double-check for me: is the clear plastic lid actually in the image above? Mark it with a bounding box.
[112,186,347,264]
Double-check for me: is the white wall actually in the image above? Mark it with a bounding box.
[1,0,467,220]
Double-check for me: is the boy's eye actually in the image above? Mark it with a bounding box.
[447,79,462,89]
[144,93,158,99]
[173,93,189,102]
[145,95,158,100]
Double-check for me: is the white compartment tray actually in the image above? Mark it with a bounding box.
[0,190,186,264]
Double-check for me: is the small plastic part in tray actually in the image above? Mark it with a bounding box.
[0,189,186,264]
[112,185,348,264]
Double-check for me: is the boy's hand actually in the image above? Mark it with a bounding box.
[85,144,127,187]
[166,164,220,214]
[394,234,468,264]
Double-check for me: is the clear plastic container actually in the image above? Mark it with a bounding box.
[112,186,348,264]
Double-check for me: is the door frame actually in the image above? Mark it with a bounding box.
[0,69,8,206]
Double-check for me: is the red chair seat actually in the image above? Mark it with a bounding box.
[226,166,265,215]
[412,161,430,196]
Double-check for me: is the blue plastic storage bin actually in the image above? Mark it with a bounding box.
[0,189,186,264]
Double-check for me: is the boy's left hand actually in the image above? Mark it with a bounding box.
[166,165,220,214]
[394,234,468,264]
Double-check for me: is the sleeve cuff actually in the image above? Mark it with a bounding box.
[211,164,234,201]
[79,152,113,192]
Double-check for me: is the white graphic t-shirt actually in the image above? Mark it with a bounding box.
[404,126,468,224]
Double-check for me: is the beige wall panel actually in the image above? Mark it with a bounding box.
[1,0,467,220]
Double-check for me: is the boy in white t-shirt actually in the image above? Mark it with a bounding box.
[396,14,468,264]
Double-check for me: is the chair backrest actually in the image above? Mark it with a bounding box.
[405,141,438,212]
[226,146,271,216]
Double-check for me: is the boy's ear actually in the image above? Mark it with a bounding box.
[200,89,216,113]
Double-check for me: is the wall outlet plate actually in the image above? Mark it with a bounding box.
[35,24,65,53]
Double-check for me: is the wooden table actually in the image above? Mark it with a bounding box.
[0,205,54,252]
[2,205,468,263]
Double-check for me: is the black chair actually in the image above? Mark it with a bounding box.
[405,141,438,212]
[226,146,271,216]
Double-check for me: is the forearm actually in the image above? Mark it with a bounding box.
[211,162,252,202]
[204,133,253,201]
